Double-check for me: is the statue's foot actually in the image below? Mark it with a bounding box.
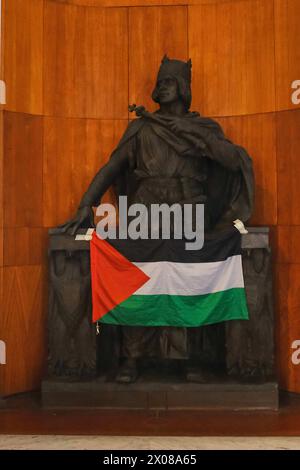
[185,366,213,384]
[228,365,267,382]
[116,359,138,384]
[239,366,266,383]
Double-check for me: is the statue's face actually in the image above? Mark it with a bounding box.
[156,75,179,104]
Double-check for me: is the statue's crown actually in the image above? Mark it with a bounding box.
[157,55,192,84]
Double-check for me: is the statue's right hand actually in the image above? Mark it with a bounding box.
[55,206,95,236]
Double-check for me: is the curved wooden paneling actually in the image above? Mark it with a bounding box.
[216,113,277,226]
[275,109,300,394]
[3,112,43,228]
[129,6,188,113]
[0,267,3,385]
[3,0,43,115]
[274,110,300,395]
[4,0,300,117]
[47,1,249,6]
[43,117,128,227]
[275,0,300,111]
[276,263,300,393]
[0,265,47,396]
[44,2,128,119]
[189,0,276,116]
[0,111,3,268]
[277,226,300,264]
[277,109,300,225]
[3,228,48,267]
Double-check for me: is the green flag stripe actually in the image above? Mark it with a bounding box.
[100,287,248,327]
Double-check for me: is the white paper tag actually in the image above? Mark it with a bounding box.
[233,219,248,234]
[75,228,95,241]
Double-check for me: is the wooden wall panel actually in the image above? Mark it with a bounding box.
[277,109,300,225]
[0,230,2,267]
[3,0,43,115]
[276,226,300,264]
[275,0,300,111]
[3,228,48,267]
[189,0,276,117]
[0,265,47,395]
[43,2,128,119]
[3,112,43,228]
[216,113,277,226]
[48,1,257,6]
[0,268,3,315]
[0,267,3,390]
[276,263,300,393]
[0,111,3,267]
[43,117,128,227]
[129,6,188,113]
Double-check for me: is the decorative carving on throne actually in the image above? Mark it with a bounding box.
[226,228,274,379]
[48,235,96,379]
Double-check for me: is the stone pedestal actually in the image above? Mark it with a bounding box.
[42,376,278,411]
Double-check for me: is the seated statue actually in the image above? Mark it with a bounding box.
[56,55,254,383]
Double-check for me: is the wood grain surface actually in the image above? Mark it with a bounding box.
[0,265,47,396]
[3,0,43,115]
[189,0,276,116]
[43,1,128,119]
[43,117,127,226]
[3,112,43,228]
[277,109,300,225]
[275,0,300,111]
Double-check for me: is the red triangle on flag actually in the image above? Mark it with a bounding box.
[90,233,150,323]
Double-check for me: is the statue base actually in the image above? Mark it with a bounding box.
[42,376,278,411]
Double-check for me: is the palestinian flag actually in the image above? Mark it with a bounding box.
[90,228,248,327]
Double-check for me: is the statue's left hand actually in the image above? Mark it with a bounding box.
[55,206,95,236]
[166,117,192,135]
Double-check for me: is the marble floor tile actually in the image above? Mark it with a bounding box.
[0,435,300,450]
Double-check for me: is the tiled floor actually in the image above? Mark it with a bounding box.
[0,435,300,450]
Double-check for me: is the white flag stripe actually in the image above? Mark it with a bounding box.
[133,255,244,296]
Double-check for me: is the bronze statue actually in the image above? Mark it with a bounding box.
[55,56,255,383]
